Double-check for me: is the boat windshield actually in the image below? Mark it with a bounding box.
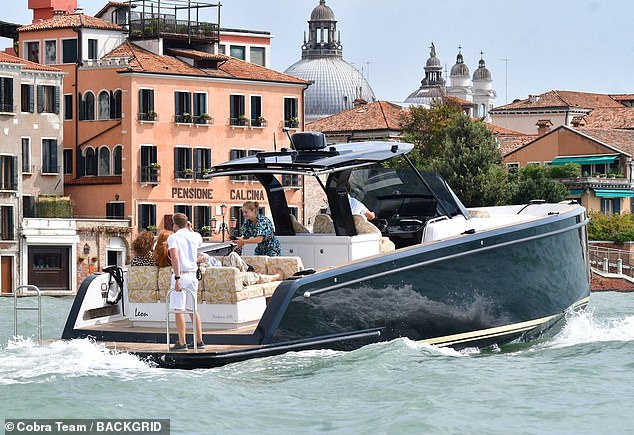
[348,167,469,220]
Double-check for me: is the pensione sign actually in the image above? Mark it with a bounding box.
[171,187,214,199]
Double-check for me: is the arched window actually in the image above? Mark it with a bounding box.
[98,146,110,175]
[112,90,122,119]
[84,91,95,120]
[98,91,110,120]
[113,145,122,175]
[84,147,97,175]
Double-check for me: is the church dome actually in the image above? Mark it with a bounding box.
[473,58,492,81]
[426,56,441,68]
[450,53,469,77]
[311,0,335,21]
[285,57,376,123]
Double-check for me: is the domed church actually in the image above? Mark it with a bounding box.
[405,44,496,120]
[285,1,376,123]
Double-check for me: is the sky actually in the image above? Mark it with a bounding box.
[3,0,634,107]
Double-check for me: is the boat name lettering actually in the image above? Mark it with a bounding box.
[171,187,214,199]
[134,308,149,317]
[230,189,265,201]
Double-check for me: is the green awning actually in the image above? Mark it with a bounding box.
[592,188,634,198]
[568,189,585,195]
[551,155,618,166]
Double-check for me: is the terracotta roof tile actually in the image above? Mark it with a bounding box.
[105,42,310,85]
[95,2,130,19]
[167,48,228,62]
[583,107,634,129]
[574,127,634,155]
[18,13,122,32]
[306,101,407,132]
[0,51,62,72]
[493,90,624,111]
[497,134,536,156]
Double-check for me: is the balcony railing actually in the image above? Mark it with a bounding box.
[230,117,249,127]
[138,112,157,122]
[175,114,193,124]
[284,119,299,129]
[129,18,219,41]
[193,115,212,125]
[0,103,15,113]
[139,165,161,184]
[175,169,194,179]
[251,118,267,127]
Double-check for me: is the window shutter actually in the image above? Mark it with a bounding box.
[138,89,143,114]
[11,156,18,190]
[53,86,60,114]
[149,90,154,111]
[37,85,43,113]
[109,91,116,119]
[28,85,34,112]
[174,148,180,171]
[174,92,180,115]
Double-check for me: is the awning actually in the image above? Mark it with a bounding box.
[568,189,585,195]
[551,155,619,166]
[592,188,634,198]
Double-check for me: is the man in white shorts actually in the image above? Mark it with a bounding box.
[168,213,204,350]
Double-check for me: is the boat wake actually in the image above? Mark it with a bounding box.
[549,307,634,349]
[0,338,156,384]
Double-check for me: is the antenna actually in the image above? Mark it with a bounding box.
[500,58,509,105]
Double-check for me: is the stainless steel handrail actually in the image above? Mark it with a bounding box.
[165,289,199,352]
[13,285,42,344]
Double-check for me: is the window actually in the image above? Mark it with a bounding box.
[288,206,298,219]
[42,139,58,173]
[83,147,97,176]
[112,90,122,119]
[218,44,226,55]
[88,39,98,60]
[98,91,110,119]
[229,45,245,60]
[0,155,17,190]
[174,205,192,220]
[21,84,34,113]
[37,85,59,114]
[138,89,154,120]
[194,205,211,232]
[22,138,31,173]
[106,202,124,219]
[79,91,95,120]
[64,94,72,120]
[23,195,36,218]
[63,149,73,174]
[250,47,265,66]
[113,146,122,175]
[250,95,263,125]
[193,92,207,124]
[174,147,193,178]
[282,174,301,188]
[229,149,247,181]
[98,147,110,176]
[0,205,14,240]
[62,39,77,64]
[601,198,621,216]
[193,147,212,179]
[174,91,191,122]
[138,204,156,231]
[26,41,40,63]
[230,94,246,126]
[140,145,158,183]
[284,97,298,127]
[44,40,57,64]
[506,162,519,176]
[0,77,13,112]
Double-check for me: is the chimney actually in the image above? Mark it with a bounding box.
[571,116,586,128]
[353,98,368,108]
[28,0,77,22]
[536,119,553,136]
[528,94,540,103]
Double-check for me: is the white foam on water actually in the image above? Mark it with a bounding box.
[0,338,155,384]
[550,307,634,348]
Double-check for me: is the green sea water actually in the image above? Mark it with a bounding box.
[1,292,633,434]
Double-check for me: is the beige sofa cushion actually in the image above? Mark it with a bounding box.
[313,214,335,233]
[127,266,159,303]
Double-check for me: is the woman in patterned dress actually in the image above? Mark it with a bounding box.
[130,230,156,266]
[235,201,281,256]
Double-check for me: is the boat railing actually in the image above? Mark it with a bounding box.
[165,289,199,352]
[13,285,42,344]
[588,244,634,279]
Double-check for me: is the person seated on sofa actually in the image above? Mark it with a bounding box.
[130,230,156,266]
[198,251,285,285]
[153,230,173,267]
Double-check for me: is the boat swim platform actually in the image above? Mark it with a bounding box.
[74,318,258,335]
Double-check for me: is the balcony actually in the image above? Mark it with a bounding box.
[251,118,267,128]
[175,169,194,179]
[175,113,193,124]
[129,18,219,42]
[0,103,15,114]
[139,165,161,184]
[230,117,249,127]
[193,115,213,126]
[138,112,157,123]
[284,119,299,129]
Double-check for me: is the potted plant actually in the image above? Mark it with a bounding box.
[289,116,299,127]
[256,115,266,126]
[147,110,157,121]
[181,112,192,123]
[201,113,211,120]
[200,225,212,236]
[149,162,161,169]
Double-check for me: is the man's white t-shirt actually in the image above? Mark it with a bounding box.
[167,228,202,272]
[348,196,369,215]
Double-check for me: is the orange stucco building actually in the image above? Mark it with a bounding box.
[17,0,310,253]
